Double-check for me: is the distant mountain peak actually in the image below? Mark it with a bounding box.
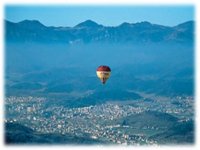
[174,20,194,28]
[135,21,152,26]
[19,19,41,24]
[18,19,46,28]
[175,20,194,26]
[75,20,102,28]
[174,20,194,32]
[119,22,133,27]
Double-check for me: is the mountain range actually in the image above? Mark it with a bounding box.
[5,19,194,44]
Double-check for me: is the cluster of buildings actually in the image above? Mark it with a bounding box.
[5,94,193,145]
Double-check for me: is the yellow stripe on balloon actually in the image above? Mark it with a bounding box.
[96,71,111,84]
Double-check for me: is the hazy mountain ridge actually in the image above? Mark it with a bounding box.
[5,19,194,44]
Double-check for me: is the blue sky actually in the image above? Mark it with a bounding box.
[5,5,194,27]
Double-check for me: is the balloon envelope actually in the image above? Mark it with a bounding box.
[96,66,111,84]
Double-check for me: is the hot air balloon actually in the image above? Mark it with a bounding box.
[96,65,111,84]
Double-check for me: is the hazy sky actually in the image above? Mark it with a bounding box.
[5,5,194,27]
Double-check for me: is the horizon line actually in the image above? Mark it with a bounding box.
[4,19,195,28]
